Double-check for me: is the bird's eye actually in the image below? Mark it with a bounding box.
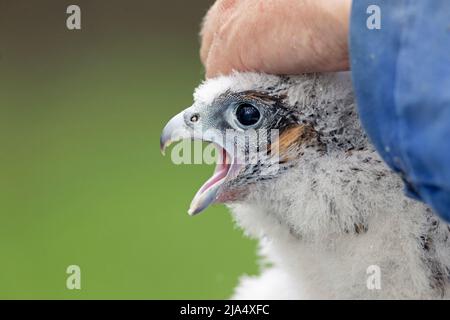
[235,103,261,127]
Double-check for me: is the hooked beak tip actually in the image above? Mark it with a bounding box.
[159,138,168,156]
[160,110,188,157]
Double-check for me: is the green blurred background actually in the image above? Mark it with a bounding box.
[0,0,257,299]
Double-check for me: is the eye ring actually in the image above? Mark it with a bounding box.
[234,103,261,127]
[190,114,199,123]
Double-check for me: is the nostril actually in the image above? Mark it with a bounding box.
[190,114,200,123]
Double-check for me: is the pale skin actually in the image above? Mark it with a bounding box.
[200,0,352,78]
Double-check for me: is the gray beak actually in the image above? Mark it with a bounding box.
[160,110,191,156]
[160,107,236,216]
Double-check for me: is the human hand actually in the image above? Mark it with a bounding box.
[200,0,351,78]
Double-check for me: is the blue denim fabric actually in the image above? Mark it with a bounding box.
[350,0,450,221]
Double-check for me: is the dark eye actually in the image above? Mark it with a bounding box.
[235,103,261,127]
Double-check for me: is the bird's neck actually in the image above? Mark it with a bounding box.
[228,150,446,298]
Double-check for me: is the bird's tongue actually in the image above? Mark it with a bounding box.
[188,147,231,215]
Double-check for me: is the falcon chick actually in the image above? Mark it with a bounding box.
[160,72,450,299]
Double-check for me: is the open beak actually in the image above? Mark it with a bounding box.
[160,109,237,215]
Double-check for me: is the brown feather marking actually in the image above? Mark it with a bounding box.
[241,90,287,105]
[271,124,318,161]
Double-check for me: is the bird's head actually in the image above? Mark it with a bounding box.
[160,72,365,215]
